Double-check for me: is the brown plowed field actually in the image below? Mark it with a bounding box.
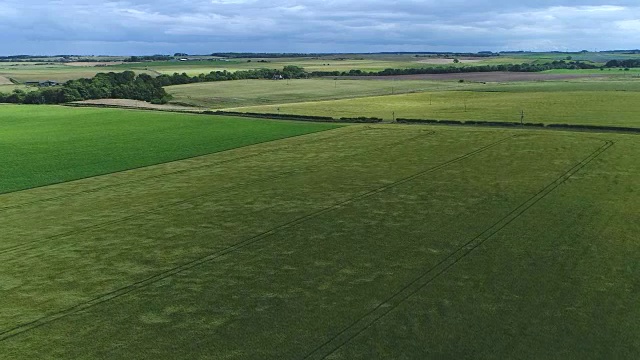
[334,72,609,82]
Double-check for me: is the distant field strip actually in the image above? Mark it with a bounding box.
[305,139,614,359]
[166,79,471,109]
[227,90,640,128]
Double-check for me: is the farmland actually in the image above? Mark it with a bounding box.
[2,51,640,359]
[0,108,638,358]
[0,54,530,83]
[227,84,640,127]
[114,55,528,76]
[0,105,337,194]
[0,63,157,83]
[166,79,470,108]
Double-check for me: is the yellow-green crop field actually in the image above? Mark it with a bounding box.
[0,104,638,358]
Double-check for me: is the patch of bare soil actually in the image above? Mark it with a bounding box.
[72,99,202,112]
[336,72,610,82]
[0,75,13,85]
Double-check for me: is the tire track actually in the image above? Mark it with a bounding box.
[0,130,434,256]
[0,127,362,213]
[0,134,512,342]
[303,139,614,360]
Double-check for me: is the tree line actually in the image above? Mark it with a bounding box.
[0,59,627,105]
[148,61,600,87]
[604,59,640,68]
[0,71,171,104]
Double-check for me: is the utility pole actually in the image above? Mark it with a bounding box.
[520,110,524,125]
[392,111,396,122]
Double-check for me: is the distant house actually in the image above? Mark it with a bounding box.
[272,75,284,80]
[179,58,189,62]
[25,80,59,87]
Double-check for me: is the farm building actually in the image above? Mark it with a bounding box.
[25,80,60,87]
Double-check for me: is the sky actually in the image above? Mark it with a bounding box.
[1,0,639,55]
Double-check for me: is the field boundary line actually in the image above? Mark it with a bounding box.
[0,124,345,198]
[0,127,363,213]
[0,134,512,342]
[0,130,434,255]
[303,139,614,360]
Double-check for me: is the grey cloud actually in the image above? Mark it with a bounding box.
[1,1,639,54]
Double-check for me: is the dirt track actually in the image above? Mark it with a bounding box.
[335,72,610,82]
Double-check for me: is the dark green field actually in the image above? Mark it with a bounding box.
[1,106,638,358]
[0,105,338,194]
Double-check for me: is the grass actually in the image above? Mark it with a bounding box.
[228,88,640,127]
[111,56,531,76]
[0,85,33,93]
[0,105,338,194]
[0,124,638,358]
[168,77,640,110]
[0,63,156,82]
[166,78,472,108]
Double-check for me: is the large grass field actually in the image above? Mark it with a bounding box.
[166,79,470,108]
[0,116,638,358]
[0,105,338,194]
[228,87,640,127]
[0,63,158,83]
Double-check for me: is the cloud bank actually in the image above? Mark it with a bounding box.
[1,0,639,54]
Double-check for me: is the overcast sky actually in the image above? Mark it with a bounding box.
[1,1,639,55]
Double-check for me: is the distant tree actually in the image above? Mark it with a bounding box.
[453,58,460,63]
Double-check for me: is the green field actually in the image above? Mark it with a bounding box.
[3,52,640,84]
[0,63,157,83]
[0,105,338,194]
[166,79,471,108]
[228,88,640,127]
[1,112,638,358]
[3,51,640,359]
[0,55,530,83]
[115,55,529,76]
[0,84,32,93]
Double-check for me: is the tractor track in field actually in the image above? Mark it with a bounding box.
[0,134,511,342]
[0,127,361,213]
[303,139,614,360]
[0,130,435,256]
